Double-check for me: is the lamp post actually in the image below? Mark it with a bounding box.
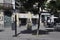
[12,0,17,37]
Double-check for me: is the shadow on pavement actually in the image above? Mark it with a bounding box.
[32,29,49,35]
[17,29,32,36]
[46,29,54,32]
[54,29,60,32]
[0,30,4,32]
[20,29,32,34]
[16,29,49,36]
[15,27,57,36]
[13,28,56,36]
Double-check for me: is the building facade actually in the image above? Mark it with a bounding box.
[0,0,53,28]
[0,0,15,8]
[0,0,15,27]
[0,11,4,29]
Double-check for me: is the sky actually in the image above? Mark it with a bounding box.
[47,0,51,3]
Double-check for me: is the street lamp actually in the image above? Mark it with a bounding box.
[13,0,17,37]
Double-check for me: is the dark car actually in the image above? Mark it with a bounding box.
[54,23,60,31]
[54,17,60,31]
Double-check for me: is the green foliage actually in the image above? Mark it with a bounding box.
[46,1,56,9]
[0,5,12,10]
[19,0,47,12]
[46,0,60,10]
[56,0,60,10]
[31,8,39,14]
[46,0,60,17]
[4,10,12,17]
[0,5,3,10]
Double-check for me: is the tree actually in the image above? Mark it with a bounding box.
[0,5,3,10]
[18,0,47,35]
[19,0,47,12]
[46,0,60,17]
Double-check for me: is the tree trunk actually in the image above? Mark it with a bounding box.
[37,13,40,35]
[37,3,41,35]
[15,15,17,36]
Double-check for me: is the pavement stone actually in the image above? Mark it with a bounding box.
[0,24,60,40]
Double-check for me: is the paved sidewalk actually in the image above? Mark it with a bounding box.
[0,26,47,40]
[0,25,60,40]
